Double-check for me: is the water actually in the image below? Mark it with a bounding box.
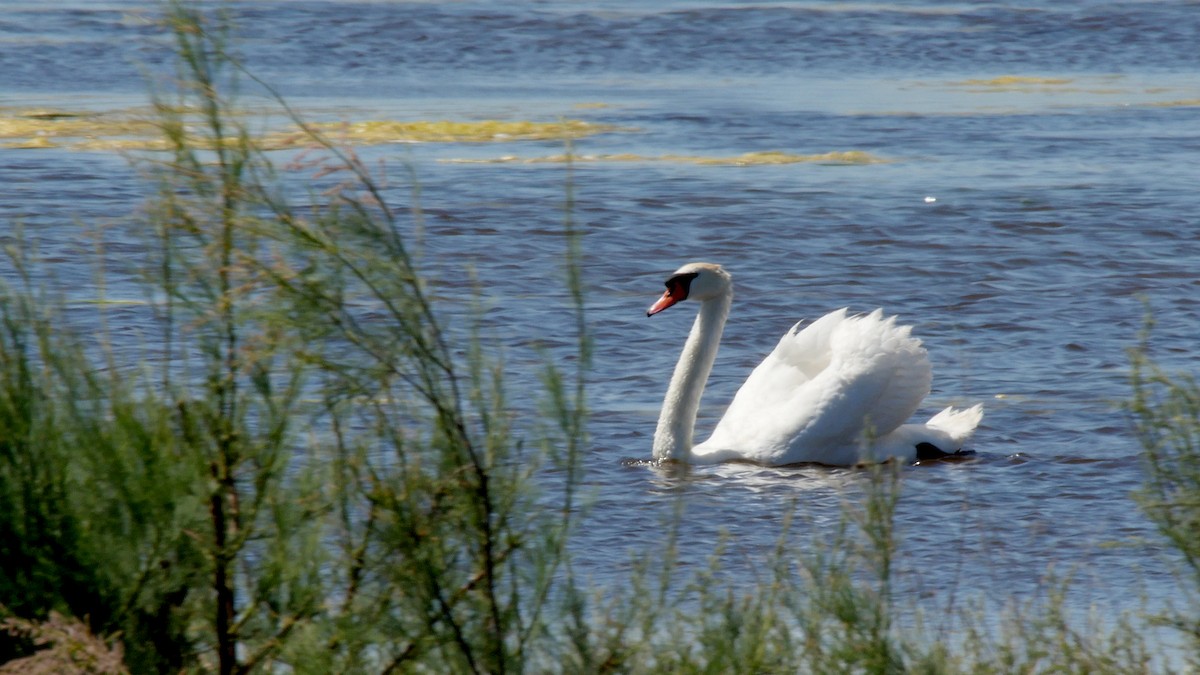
[4,0,1199,652]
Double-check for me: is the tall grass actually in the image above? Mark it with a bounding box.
[1,4,1198,674]
[1129,317,1200,670]
[2,3,588,672]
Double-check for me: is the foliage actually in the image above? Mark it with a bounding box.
[2,3,588,672]
[1129,316,1200,668]
[0,610,129,675]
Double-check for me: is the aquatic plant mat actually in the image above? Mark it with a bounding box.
[0,106,616,151]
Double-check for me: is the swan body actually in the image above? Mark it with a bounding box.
[648,262,982,466]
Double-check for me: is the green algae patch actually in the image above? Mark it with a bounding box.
[0,106,223,151]
[4,136,60,150]
[443,150,886,166]
[288,119,618,144]
[0,107,161,149]
[680,150,883,166]
[2,107,621,151]
[1144,98,1200,108]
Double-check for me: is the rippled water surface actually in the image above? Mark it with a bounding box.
[4,0,1200,650]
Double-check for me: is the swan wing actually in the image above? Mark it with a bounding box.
[695,309,932,465]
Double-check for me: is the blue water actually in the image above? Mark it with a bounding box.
[4,0,1200,654]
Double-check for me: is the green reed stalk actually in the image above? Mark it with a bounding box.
[1129,314,1200,667]
[3,2,592,670]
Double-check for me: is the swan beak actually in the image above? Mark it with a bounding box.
[647,290,679,316]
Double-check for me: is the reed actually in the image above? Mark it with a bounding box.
[3,3,589,671]
[1129,315,1200,670]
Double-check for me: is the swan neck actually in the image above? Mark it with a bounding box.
[653,292,731,461]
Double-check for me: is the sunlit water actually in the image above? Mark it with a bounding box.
[4,0,1200,654]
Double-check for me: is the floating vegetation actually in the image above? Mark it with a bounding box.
[0,105,268,151]
[0,108,864,164]
[681,150,883,166]
[443,150,886,166]
[1143,98,1200,108]
[0,107,162,150]
[949,76,1075,91]
[279,118,618,145]
[2,107,621,151]
[940,77,1200,108]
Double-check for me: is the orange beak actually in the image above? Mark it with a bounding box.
[647,288,682,316]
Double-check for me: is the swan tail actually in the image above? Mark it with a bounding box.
[926,404,984,447]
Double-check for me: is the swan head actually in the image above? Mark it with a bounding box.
[647,262,732,316]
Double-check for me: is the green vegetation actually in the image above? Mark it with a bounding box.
[1,4,587,672]
[440,150,886,166]
[1130,319,1200,670]
[0,108,617,151]
[1,5,1198,674]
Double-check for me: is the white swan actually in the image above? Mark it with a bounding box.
[647,262,982,466]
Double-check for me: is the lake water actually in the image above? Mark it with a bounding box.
[4,0,1200,655]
